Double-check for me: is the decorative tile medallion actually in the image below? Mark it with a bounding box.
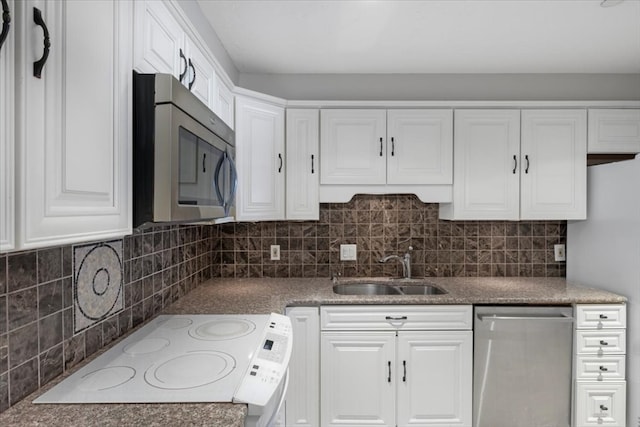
[73,240,124,333]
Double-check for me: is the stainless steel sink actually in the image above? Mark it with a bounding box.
[333,281,446,296]
[332,283,403,295]
[394,284,446,295]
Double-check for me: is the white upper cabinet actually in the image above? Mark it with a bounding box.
[286,109,320,220]
[133,0,234,128]
[13,0,131,249]
[441,110,521,220]
[320,109,387,185]
[387,109,453,185]
[183,34,216,109]
[320,109,453,187]
[520,110,587,220]
[235,96,285,221]
[441,109,586,221]
[216,74,235,129]
[0,0,15,251]
[588,109,640,154]
[133,0,183,76]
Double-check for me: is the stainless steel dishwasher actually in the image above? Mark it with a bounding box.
[473,306,574,427]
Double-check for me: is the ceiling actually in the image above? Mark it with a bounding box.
[197,0,640,74]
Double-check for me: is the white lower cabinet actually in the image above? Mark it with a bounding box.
[574,304,627,427]
[320,305,472,427]
[285,307,320,427]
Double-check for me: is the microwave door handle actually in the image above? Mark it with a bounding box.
[226,154,238,216]
[213,152,225,206]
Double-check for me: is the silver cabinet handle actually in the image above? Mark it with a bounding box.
[391,137,395,156]
[478,314,573,322]
[278,153,283,173]
[311,154,315,174]
[599,340,609,346]
[600,404,608,411]
[379,137,383,156]
[402,360,406,382]
[599,366,609,372]
[387,361,391,383]
[512,155,517,174]
[385,316,408,320]
[599,314,608,319]
[525,154,530,174]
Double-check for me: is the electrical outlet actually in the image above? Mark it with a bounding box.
[554,244,566,262]
[270,245,280,261]
[340,244,357,261]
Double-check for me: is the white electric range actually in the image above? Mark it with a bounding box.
[35,313,292,426]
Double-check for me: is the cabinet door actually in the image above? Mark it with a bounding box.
[0,0,15,251]
[184,35,216,110]
[588,109,640,154]
[441,110,520,220]
[286,109,319,220]
[16,0,131,249]
[133,0,184,76]
[387,109,453,185]
[321,331,395,426]
[320,109,386,184]
[575,382,626,427]
[285,307,320,427]
[397,331,472,427]
[216,77,234,129]
[520,110,587,220]
[235,96,285,221]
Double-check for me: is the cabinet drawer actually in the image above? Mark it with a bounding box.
[576,355,626,381]
[575,382,626,427]
[320,305,472,330]
[575,330,626,354]
[576,305,626,329]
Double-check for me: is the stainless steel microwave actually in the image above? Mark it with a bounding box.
[132,72,236,228]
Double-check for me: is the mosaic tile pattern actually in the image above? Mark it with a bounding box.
[73,240,124,333]
[0,225,214,413]
[215,194,567,279]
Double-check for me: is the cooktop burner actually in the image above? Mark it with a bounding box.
[189,318,256,341]
[34,314,270,404]
[145,350,235,390]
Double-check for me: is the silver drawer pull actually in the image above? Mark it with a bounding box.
[600,404,608,411]
[599,340,609,346]
[599,314,608,319]
[599,366,609,372]
[385,316,408,321]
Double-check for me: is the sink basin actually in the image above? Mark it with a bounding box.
[333,281,446,296]
[333,283,403,295]
[394,285,446,295]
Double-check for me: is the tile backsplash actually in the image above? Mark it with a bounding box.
[0,225,215,411]
[0,194,567,414]
[215,194,567,279]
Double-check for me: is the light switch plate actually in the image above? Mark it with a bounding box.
[554,244,566,262]
[270,245,281,261]
[340,244,357,261]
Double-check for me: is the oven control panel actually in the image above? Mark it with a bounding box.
[234,313,293,406]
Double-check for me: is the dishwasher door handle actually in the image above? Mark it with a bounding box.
[477,314,574,322]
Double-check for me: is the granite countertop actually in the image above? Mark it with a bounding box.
[0,276,626,426]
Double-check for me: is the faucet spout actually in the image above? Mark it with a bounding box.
[378,247,413,279]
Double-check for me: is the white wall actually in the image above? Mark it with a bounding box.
[567,156,640,426]
[239,73,640,101]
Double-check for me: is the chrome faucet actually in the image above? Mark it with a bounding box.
[379,246,413,279]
